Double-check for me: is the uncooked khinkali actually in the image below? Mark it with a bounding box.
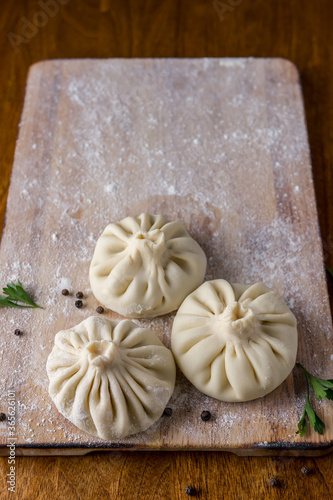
[171,280,297,402]
[47,316,176,440]
[89,214,207,318]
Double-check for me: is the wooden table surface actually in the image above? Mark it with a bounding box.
[0,0,332,498]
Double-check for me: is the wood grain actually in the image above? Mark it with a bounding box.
[0,0,332,498]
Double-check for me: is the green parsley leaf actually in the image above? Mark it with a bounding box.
[309,375,333,400]
[325,264,333,280]
[0,296,26,308]
[298,363,333,399]
[309,376,330,400]
[296,363,332,436]
[297,399,325,436]
[326,389,333,401]
[304,399,325,435]
[0,280,42,309]
[297,411,307,437]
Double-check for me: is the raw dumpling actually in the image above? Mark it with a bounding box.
[89,214,207,318]
[171,280,298,402]
[47,316,176,440]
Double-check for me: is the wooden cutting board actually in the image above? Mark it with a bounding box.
[0,58,332,456]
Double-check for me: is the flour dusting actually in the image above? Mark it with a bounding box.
[0,59,332,451]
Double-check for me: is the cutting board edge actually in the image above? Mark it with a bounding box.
[25,56,301,79]
[0,442,332,457]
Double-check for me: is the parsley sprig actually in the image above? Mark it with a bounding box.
[326,264,333,281]
[297,362,333,436]
[0,280,42,309]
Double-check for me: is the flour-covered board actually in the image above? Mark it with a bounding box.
[0,58,332,456]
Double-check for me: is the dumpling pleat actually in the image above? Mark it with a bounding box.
[89,214,206,317]
[54,359,90,412]
[115,370,154,426]
[171,279,297,402]
[47,317,176,440]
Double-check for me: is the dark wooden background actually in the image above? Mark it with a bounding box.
[0,0,332,498]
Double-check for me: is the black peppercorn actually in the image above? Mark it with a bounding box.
[163,407,172,417]
[62,289,69,296]
[96,306,104,314]
[268,477,278,487]
[14,329,22,336]
[185,486,196,496]
[75,300,83,309]
[0,413,6,422]
[200,410,211,421]
[301,466,310,476]
[76,291,83,299]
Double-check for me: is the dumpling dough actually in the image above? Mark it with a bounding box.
[47,316,176,440]
[171,280,297,402]
[89,214,207,318]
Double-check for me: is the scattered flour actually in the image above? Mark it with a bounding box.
[0,59,331,450]
[56,277,72,293]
